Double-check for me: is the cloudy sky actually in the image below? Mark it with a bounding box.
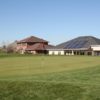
[0,0,100,45]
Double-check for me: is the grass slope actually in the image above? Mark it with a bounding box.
[0,55,100,100]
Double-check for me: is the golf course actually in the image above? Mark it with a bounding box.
[0,55,100,100]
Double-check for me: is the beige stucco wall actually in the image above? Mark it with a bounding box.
[60,51,65,55]
[49,51,53,55]
[91,45,100,51]
[17,43,27,51]
[49,50,64,55]
[31,51,36,54]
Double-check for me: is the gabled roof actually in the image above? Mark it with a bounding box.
[26,43,54,51]
[45,44,55,49]
[17,36,48,43]
[26,43,45,51]
[50,36,100,50]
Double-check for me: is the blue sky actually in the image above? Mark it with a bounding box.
[0,0,100,45]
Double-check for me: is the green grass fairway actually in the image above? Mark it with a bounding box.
[0,55,100,100]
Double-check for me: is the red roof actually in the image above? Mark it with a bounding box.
[26,43,54,51]
[17,36,48,43]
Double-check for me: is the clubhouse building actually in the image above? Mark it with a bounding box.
[48,36,100,56]
[17,36,53,54]
[17,36,100,56]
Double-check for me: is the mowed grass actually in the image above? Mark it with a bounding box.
[0,55,100,100]
[0,56,99,78]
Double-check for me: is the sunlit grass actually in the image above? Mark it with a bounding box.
[0,55,100,100]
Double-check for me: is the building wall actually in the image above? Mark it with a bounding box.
[16,43,28,54]
[91,45,100,56]
[31,51,36,54]
[49,51,54,55]
[91,45,100,51]
[60,51,65,55]
[49,50,93,56]
[65,50,74,55]
[49,50,64,55]
[17,43,27,51]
